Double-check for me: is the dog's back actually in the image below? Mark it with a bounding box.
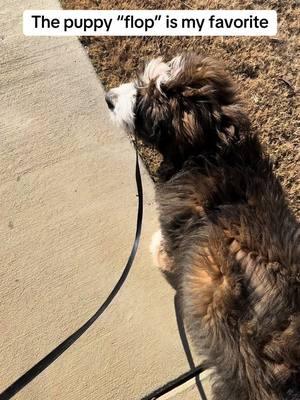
[158,134,300,399]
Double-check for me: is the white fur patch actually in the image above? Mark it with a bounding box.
[141,55,185,91]
[150,230,174,272]
[168,55,185,78]
[108,82,137,131]
[150,230,163,265]
[142,57,170,87]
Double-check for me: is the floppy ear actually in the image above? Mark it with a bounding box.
[174,92,220,150]
[179,82,250,148]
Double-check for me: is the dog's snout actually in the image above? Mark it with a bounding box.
[105,92,116,111]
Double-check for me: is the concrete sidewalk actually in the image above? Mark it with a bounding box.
[0,1,210,399]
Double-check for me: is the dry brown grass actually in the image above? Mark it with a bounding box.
[61,0,299,216]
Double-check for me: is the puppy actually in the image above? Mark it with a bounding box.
[106,53,300,400]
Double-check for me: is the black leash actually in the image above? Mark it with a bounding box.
[0,151,143,400]
[141,295,206,400]
[141,365,204,400]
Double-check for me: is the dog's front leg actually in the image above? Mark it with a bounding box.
[150,230,175,273]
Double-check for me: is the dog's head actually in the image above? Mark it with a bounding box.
[106,53,249,166]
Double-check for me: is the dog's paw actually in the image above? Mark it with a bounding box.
[150,230,174,272]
